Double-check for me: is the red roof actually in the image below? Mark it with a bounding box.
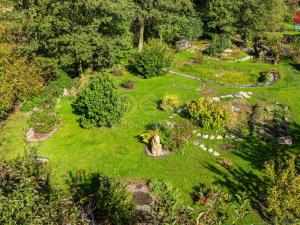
[294,12,300,24]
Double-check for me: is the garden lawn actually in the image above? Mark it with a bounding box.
[172,51,281,85]
[1,56,300,224]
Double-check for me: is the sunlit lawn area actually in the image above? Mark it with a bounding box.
[1,54,300,224]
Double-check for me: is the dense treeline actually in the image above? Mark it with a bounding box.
[0,0,299,119]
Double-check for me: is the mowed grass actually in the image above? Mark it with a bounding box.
[1,54,300,224]
[172,51,281,85]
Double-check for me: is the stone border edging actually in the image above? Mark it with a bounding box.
[26,127,58,142]
[167,70,279,88]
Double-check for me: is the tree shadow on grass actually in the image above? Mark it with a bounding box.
[199,162,270,222]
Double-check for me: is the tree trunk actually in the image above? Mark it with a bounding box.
[79,60,83,77]
[138,19,145,52]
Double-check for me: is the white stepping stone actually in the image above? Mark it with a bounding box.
[225,134,231,139]
[192,130,197,134]
[216,135,223,140]
[193,141,200,146]
[213,151,220,157]
[209,135,215,140]
[208,148,214,153]
[177,109,184,114]
[196,133,202,137]
[212,97,221,102]
[203,135,209,139]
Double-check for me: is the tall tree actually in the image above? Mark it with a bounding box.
[133,0,202,51]
[8,0,135,76]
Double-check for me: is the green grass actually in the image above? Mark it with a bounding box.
[172,51,280,85]
[1,53,300,224]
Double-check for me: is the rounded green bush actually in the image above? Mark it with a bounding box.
[134,39,173,78]
[72,74,126,128]
[186,97,230,129]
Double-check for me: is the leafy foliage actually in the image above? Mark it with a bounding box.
[265,155,300,225]
[186,97,230,129]
[0,45,43,119]
[72,74,126,128]
[141,120,193,151]
[134,39,173,78]
[21,72,73,112]
[140,128,161,145]
[193,184,250,225]
[28,109,58,134]
[0,147,85,225]
[160,94,180,111]
[68,171,135,225]
[110,64,126,77]
[121,80,135,90]
[194,53,205,64]
[148,179,194,224]
[205,34,232,55]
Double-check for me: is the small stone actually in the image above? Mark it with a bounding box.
[63,88,69,96]
[36,156,49,165]
[208,148,214,153]
[172,113,177,117]
[225,95,234,98]
[177,109,184,114]
[196,133,202,137]
[220,96,226,99]
[277,136,293,145]
[209,135,215,140]
[216,135,223,140]
[213,151,220,157]
[193,141,200,146]
[193,130,197,134]
[238,91,251,99]
[225,134,231,139]
[212,97,221,102]
[203,135,209,139]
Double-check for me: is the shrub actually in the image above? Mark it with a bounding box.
[140,128,161,145]
[69,171,135,225]
[148,179,194,224]
[193,184,250,225]
[141,120,192,151]
[186,97,230,129]
[72,74,126,128]
[134,39,173,78]
[0,147,84,225]
[0,51,44,119]
[28,109,58,134]
[194,53,204,64]
[205,35,232,56]
[121,80,135,89]
[160,94,180,111]
[258,72,268,83]
[163,120,193,151]
[110,64,126,76]
[265,155,300,224]
[21,72,73,112]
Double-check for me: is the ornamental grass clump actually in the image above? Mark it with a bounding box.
[186,97,230,129]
